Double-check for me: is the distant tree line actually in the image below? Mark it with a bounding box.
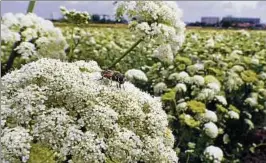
[187,20,265,30]
[91,14,128,24]
[51,14,128,24]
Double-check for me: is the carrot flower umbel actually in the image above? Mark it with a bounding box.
[1,58,179,163]
[114,1,186,64]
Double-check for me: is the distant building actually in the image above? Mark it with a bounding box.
[221,16,260,24]
[201,17,220,25]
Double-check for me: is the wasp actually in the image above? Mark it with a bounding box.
[100,70,126,88]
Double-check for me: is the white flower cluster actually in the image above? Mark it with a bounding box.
[153,44,174,63]
[199,110,218,123]
[203,145,224,163]
[215,34,224,42]
[175,83,187,93]
[191,34,198,41]
[191,75,205,86]
[60,6,91,24]
[215,96,227,106]
[1,13,68,60]
[154,82,167,95]
[225,72,244,92]
[245,96,258,107]
[115,1,185,62]
[228,111,240,120]
[164,72,227,140]
[203,122,219,138]
[1,127,33,163]
[125,69,148,82]
[1,58,178,162]
[176,102,188,111]
[169,71,190,83]
[206,38,215,48]
[223,134,230,144]
[1,23,21,42]
[168,72,227,105]
[196,88,216,102]
[238,29,250,38]
[14,42,36,59]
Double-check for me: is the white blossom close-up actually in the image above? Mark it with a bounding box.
[1,58,178,162]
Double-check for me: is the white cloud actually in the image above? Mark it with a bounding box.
[221,1,258,13]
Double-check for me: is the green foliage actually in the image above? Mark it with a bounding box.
[241,70,258,83]
[175,56,192,65]
[204,75,220,86]
[162,89,176,102]
[187,100,206,114]
[60,26,153,73]
[229,104,240,114]
[144,29,266,162]
[179,114,200,128]
[28,143,56,163]
[216,104,228,113]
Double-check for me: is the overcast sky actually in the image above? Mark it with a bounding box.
[1,1,266,23]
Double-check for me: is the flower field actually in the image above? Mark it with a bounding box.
[1,1,266,163]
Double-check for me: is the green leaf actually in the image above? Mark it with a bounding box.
[162,89,176,101]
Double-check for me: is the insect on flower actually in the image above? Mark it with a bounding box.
[100,69,126,88]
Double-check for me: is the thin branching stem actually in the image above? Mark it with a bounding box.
[108,38,143,69]
[186,153,190,163]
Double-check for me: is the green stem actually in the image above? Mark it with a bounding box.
[255,143,266,149]
[186,153,190,163]
[177,129,184,147]
[27,1,36,13]
[172,98,177,114]
[70,27,75,60]
[108,38,143,69]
